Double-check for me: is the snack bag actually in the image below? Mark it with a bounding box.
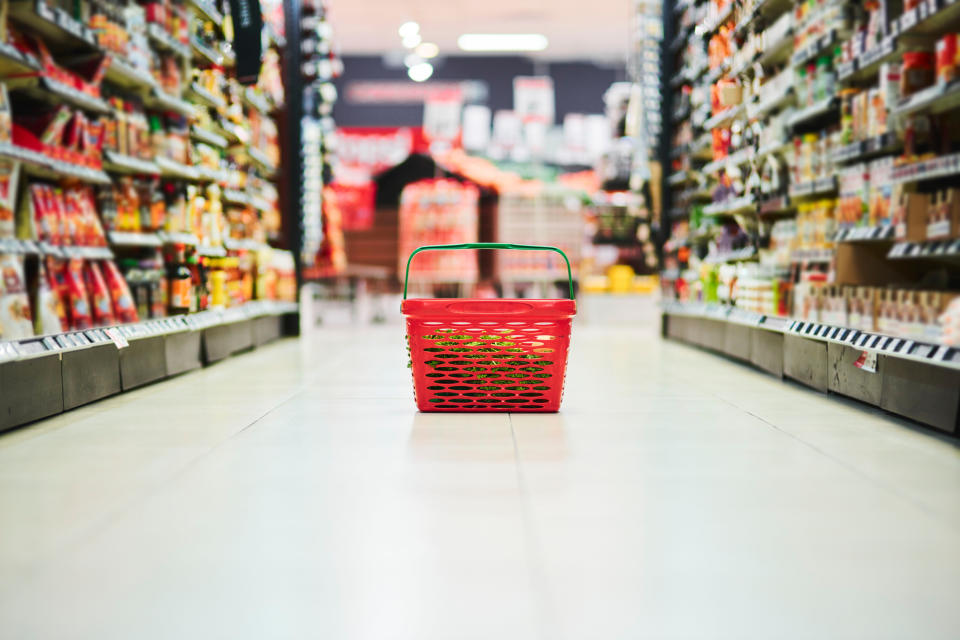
[46,257,72,330]
[83,261,115,326]
[0,161,20,239]
[0,253,35,339]
[101,260,138,323]
[64,259,92,329]
[35,259,66,334]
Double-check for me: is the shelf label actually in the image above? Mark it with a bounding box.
[855,350,879,373]
[104,327,129,349]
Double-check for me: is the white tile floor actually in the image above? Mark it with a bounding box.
[1,301,959,639]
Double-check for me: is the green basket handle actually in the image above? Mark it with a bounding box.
[403,242,574,300]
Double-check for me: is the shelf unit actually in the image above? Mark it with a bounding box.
[659,0,960,401]
[0,0,302,428]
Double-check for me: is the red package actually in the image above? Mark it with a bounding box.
[84,261,115,326]
[64,259,92,329]
[62,188,82,246]
[101,260,138,324]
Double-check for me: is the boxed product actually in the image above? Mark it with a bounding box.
[820,285,848,327]
[847,286,877,331]
[927,189,960,239]
[892,188,929,242]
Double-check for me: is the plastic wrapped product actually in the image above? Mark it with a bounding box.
[35,259,66,335]
[0,253,35,339]
[83,261,115,327]
[64,259,93,330]
[101,260,138,324]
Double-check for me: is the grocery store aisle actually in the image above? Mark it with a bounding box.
[1,301,959,639]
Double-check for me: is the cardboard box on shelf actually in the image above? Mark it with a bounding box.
[927,189,960,240]
[892,188,929,242]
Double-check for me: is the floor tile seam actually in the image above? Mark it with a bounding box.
[713,394,960,536]
[508,413,558,640]
[0,383,313,604]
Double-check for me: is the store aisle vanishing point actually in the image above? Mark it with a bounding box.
[0,308,958,639]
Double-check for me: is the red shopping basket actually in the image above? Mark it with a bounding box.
[401,243,577,412]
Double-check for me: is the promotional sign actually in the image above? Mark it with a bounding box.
[423,90,463,145]
[227,0,264,84]
[461,105,492,152]
[513,76,555,124]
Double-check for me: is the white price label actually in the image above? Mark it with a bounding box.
[104,328,129,349]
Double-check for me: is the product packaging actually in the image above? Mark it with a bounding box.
[34,259,66,335]
[892,188,930,241]
[927,189,960,239]
[0,253,34,339]
[84,261,115,326]
[64,259,93,330]
[101,260,139,323]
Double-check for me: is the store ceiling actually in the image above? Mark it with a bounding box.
[330,0,629,61]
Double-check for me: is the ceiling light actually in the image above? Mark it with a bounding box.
[416,42,439,59]
[457,34,548,52]
[398,22,420,38]
[402,33,422,48]
[408,62,434,82]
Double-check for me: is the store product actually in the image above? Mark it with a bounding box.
[0,254,34,340]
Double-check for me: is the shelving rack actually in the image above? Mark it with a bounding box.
[658,0,960,434]
[0,0,311,431]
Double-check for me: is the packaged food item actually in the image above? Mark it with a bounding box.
[168,244,192,314]
[34,259,66,335]
[84,261,116,326]
[101,260,139,323]
[0,253,34,339]
[928,189,960,239]
[64,259,93,329]
[901,51,934,97]
[936,35,957,84]
[0,161,19,239]
[940,297,960,346]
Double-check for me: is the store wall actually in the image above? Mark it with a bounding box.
[333,56,626,127]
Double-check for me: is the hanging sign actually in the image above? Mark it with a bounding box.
[228,0,264,84]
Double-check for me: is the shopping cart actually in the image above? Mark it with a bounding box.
[401,243,577,412]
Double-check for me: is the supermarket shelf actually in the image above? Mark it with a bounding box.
[0,300,299,432]
[145,88,197,118]
[156,156,201,181]
[703,195,756,217]
[834,224,895,243]
[186,82,226,109]
[108,231,163,248]
[191,125,229,148]
[103,151,160,175]
[888,238,960,261]
[158,231,201,246]
[7,76,110,114]
[196,244,227,258]
[757,195,796,216]
[788,96,839,130]
[831,133,901,164]
[755,140,792,161]
[662,301,960,433]
[248,147,277,174]
[790,247,835,264]
[223,189,250,206]
[190,37,225,66]
[892,80,960,118]
[705,246,757,264]
[747,85,795,119]
[704,104,745,130]
[898,0,960,38]
[196,166,230,184]
[8,0,100,53]
[735,0,794,36]
[147,23,190,59]
[667,171,694,186]
[703,147,755,175]
[791,29,839,67]
[0,41,40,75]
[838,35,899,83]
[104,57,157,91]
[186,0,225,26]
[243,87,273,115]
[700,3,734,37]
[756,34,794,69]
[224,238,270,251]
[62,245,114,259]
[891,151,960,185]
[789,176,838,199]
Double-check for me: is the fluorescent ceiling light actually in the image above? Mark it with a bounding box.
[398,22,420,38]
[457,34,548,52]
[408,62,434,82]
[416,42,439,59]
[402,33,422,48]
